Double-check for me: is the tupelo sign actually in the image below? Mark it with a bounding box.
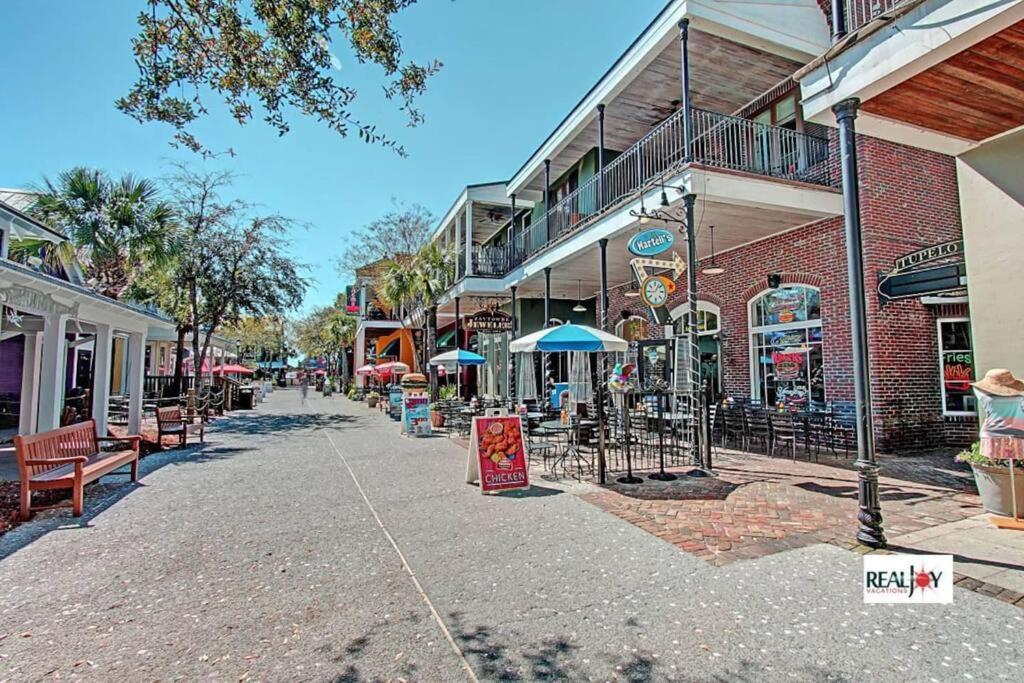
[464,308,513,333]
[892,240,962,273]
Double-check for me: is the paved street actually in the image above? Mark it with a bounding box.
[1,390,1021,681]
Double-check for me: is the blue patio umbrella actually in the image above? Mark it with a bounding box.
[509,323,628,353]
[429,349,486,399]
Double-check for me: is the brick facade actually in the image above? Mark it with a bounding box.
[605,133,976,452]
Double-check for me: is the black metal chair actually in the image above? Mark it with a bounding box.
[769,412,798,460]
[744,406,770,454]
[722,406,746,451]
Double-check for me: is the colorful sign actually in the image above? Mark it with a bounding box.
[464,309,513,333]
[388,389,403,419]
[627,229,675,257]
[403,396,432,436]
[344,284,360,313]
[640,276,669,308]
[772,351,804,381]
[467,416,529,493]
[943,351,974,393]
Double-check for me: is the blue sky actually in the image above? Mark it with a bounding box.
[2,0,664,313]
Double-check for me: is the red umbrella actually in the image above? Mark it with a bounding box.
[374,361,409,379]
[215,364,254,375]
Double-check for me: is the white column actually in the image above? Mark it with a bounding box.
[37,314,69,432]
[354,327,366,389]
[18,332,43,435]
[91,323,114,437]
[465,201,474,277]
[127,331,146,435]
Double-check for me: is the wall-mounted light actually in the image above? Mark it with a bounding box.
[768,273,782,289]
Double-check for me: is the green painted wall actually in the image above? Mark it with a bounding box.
[516,298,596,336]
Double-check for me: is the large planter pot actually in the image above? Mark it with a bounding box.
[431,410,446,428]
[367,396,379,409]
[970,462,1024,516]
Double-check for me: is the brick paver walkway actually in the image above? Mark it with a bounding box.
[580,449,983,566]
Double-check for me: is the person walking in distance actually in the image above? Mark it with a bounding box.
[299,371,309,404]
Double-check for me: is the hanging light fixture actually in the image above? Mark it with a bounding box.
[701,224,725,275]
[638,194,650,225]
[659,187,670,208]
[573,280,587,312]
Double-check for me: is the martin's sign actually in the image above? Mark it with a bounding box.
[878,240,966,303]
[627,229,675,257]
[464,308,513,333]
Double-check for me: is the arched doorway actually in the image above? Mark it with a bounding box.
[670,301,722,399]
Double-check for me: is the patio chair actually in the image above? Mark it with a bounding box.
[722,407,746,451]
[744,406,770,454]
[769,412,798,460]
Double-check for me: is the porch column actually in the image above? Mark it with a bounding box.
[597,104,606,208]
[834,97,886,549]
[354,327,366,389]
[127,331,146,435]
[455,213,463,279]
[831,0,847,44]
[37,314,69,432]
[91,323,114,437]
[454,297,461,348]
[679,19,692,162]
[543,267,552,327]
[544,159,552,242]
[509,194,517,261]
[18,332,42,434]
[465,201,474,277]
[683,194,704,470]
[543,267,553,406]
[597,238,609,484]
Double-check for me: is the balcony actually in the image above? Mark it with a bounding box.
[497,107,834,274]
[843,0,908,34]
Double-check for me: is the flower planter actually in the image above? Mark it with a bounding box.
[970,462,1024,516]
[431,410,446,428]
[366,396,379,409]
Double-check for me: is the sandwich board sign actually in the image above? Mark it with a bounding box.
[464,415,530,493]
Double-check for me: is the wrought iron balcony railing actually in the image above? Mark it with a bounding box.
[502,106,833,272]
[843,0,906,35]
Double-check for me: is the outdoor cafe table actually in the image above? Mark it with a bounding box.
[539,419,595,478]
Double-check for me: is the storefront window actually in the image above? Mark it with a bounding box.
[616,315,648,342]
[749,285,824,408]
[938,319,975,415]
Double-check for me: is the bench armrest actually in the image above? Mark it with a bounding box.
[24,456,88,466]
[97,435,142,450]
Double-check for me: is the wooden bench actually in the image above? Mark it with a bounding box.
[156,406,205,447]
[13,420,141,520]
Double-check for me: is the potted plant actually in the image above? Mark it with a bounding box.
[957,441,1024,516]
[366,391,380,409]
[346,386,357,400]
[432,384,458,427]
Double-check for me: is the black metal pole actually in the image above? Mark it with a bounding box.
[683,193,705,473]
[650,388,677,481]
[618,393,642,484]
[597,104,606,209]
[509,193,517,265]
[679,19,692,163]
[834,97,886,549]
[831,0,847,44]
[598,238,609,484]
[544,159,552,243]
[509,285,517,404]
[543,266,553,409]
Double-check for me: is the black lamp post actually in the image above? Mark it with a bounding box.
[834,97,886,548]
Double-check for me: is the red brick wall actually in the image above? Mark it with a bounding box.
[604,133,976,450]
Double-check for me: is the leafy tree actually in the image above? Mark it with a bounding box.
[156,167,307,382]
[118,0,441,156]
[410,242,454,396]
[336,199,434,277]
[222,316,288,363]
[29,167,176,299]
[292,305,356,378]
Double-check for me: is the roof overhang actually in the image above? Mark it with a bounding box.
[506,0,829,196]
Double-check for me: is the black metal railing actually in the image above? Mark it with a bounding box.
[144,374,195,397]
[844,0,905,34]
[506,107,832,271]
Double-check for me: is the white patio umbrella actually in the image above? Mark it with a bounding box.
[509,323,628,353]
[516,352,538,400]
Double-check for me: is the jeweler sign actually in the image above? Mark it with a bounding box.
[464,416,529,494]
[863,554,953,604]
[464,309,513,333]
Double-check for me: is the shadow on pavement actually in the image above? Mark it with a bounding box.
[219,411,357,437]
[0,441,250,561]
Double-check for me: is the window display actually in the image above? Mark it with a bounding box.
[939,318,975,415]
[749,285,824,408]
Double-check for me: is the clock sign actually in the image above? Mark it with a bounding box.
[640,276,669,308]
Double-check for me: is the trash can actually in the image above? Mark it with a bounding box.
[237,386,255,410]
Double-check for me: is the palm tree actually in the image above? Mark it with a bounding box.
[377,259,420,371]
[411,243,455,397]
[30,167,176,299]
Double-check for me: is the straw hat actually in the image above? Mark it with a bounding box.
[971,369,1024,397]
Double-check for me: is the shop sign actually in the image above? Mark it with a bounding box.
[388,389,403,419]
[628,229,675,257]
[892,241,962,273]
[772,351,804,381]
[943,351,973,393]
[465,416,530,494]
[402,395,432,436]
[878,262,967,302]
[464,309,513,333]
[344,284,360,313]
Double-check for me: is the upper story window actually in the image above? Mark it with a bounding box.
[752,92,801,131]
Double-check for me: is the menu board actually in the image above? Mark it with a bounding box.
[402,395,432,436]
[388,390,403,419]
[464,416,530,494]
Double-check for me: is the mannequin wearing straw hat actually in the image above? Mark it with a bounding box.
[971,369,1024,526]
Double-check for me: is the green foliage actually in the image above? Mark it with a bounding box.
[118,0,441,156]
[5,237,75,277]
[292,306,355,360]
[347,386,357,400]
[29,167,176,299]
[438,384,458,400]
[957,442,1024,469]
